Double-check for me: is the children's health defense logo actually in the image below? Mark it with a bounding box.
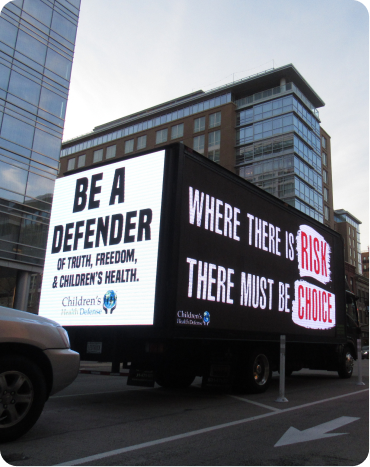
[103,290,117,314]
[203,311,210,325]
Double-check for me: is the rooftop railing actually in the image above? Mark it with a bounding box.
[235,82,320,119]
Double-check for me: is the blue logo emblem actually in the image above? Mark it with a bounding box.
[103,290,117,314]
[203,311,210,325]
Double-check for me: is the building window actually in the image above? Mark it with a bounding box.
[323,170,328,183]
[193,135,205,154]
[67,158,75,171]
[209,112,221,128]
[194,116,205,133]
[324,205,330,221]
[321,136,326,149]
[171,123,184,140]
[208,130,221,163]
[93,149,103,163]
[324,187,328,202]
[106,145,116,159]
[156,128,168,144]
[125,139,134,153]
[137,135,147,150]
[77,154,85,168]
[322,152,327,166]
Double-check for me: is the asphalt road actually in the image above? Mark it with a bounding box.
[0,360,368,466]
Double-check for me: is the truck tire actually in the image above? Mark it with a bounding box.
[337,346,354,379]
[245,349,272,393]
[234,348,272,394]
[0,356,47,443]
[155,367,196,389]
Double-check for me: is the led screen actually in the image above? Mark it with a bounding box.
[175,156,344,338]
[39,151,165,326]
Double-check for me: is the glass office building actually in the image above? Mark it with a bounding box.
[60,65,327,229]
[0,0,80,311]
[235,83,323,223]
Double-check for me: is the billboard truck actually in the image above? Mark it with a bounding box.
[39,143,360,393]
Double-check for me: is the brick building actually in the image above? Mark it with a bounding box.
[334,210,362,275]
[60,64,332,227]
[362,251,369,279]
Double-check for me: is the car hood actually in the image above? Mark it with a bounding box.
[0,306,60,327]
[0,306,67,350]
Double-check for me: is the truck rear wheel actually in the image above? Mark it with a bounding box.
[247,349,272,393]
[338,346,354,379]
[234,348,272,394]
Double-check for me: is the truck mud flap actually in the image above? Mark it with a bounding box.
[127,368,155,387]
[202,363,232,391]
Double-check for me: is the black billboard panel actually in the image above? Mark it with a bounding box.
[175,154,345,341]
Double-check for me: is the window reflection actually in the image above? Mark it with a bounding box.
[0,63,10,92]
[0,187,25,204]
[8,71,41,106]
[39,87,66,118]
[106,146,116,159]
[77,154,86,167]
[23,0,52,26]
[0,17,17,48]
[1,114,35,149]
[31,151,59,169]
[51,11,77,43]
[16,30,47,66]
[0,267,17,308]
[33,128,62,159]
[0,160,28,196]
[25,172,54,201]
[19,218,49,253]
[93,148,103,163]
[45,48,72,80]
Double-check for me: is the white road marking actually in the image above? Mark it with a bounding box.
[274,416,360,447]
[230,395,282,411]
[51,388,151,399]
[56,388,368,466]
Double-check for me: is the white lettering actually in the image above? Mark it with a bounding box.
[189,187,204,227]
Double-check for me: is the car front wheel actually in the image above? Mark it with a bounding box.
[0,356,47,443]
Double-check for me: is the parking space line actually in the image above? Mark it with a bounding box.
[56,388,368,466]
[51,388,151,399]
[230,395,282,411]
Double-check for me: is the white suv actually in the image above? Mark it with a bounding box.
[0,306,80,442]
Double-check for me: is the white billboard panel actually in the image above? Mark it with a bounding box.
[39,151,165,326]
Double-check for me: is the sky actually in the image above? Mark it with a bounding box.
[2,0,369,250]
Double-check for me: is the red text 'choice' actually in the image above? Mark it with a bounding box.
[292,280,336,330]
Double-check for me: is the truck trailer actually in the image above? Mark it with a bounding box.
[39,143,360,393]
